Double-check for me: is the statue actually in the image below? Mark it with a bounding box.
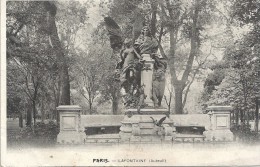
[151,55,167,107]
[120,38,142,95]
[134,26,158,55]
[104,17,174,143]
[104,17,167,109]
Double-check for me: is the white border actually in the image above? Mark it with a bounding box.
[1,0,7,166]
[1,1,260,166]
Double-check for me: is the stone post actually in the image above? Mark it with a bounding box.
[141,54,154,107]
[56,105,84,144]
[203,106,234,141]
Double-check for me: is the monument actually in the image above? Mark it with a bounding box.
[55,17,234,144]
[104,17,174,142]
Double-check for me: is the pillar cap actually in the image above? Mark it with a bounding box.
[56,105,81,111]
[206,106,233,111]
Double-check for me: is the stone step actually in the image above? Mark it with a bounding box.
[173,134,205,142]
[86,134,120,139]
[84,134,121,143]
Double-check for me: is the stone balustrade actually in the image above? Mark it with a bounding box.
[56,105,234,144]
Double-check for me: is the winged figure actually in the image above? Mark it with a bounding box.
[104,13,167,108]
[103,17,124,53]
[104,15,144,102]
[150,116,167,127]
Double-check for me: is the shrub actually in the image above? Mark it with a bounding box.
[231,123,260,143]
[14,121,59,146]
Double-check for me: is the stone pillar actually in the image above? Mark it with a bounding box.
[56,105,84,144]
[141,54,154,107]
[203,106,234,141]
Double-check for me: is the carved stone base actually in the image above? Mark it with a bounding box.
[57,131,85,144]
[120,108,174,143]
[203,130,233,142]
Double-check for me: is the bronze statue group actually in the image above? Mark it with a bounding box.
[104,17,167,111]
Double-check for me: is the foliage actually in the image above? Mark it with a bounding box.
[70,23,122,114]
[6,0,259,118]
[201,0,260,117]
[8,121,59,147]
[201,44,257,114]
[231,0,260,25]
[7,1,57,125]
[6,1,92,122]
[231,123,260,143]
[106,0,226,113]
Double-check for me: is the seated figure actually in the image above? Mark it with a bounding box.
[134,26,158,55]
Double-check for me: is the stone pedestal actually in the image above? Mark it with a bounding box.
[141,54,154,107]
[203,106,234,141]
[56,105,85,144]
[120,108,174,142]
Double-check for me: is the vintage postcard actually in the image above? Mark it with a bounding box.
[1,0,260,166]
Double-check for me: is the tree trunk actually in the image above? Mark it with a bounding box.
[41,100,45,122]
[174,83,184,114]
[89,101,92,114]
[150,0,157,37]
[26,107,32,127]
[246,111,250,125]
[19,111,23,128]
[112,92,119,115]
[60,64,70,105]
[53,86,60,122]
[255,97,259,132]
[44,2,70,105]
[112,99,119,115]
[167,0,200,114]
[235,110,239,125]
[33,100,36,126]
[231,111,235,124]
[240,109,244,123]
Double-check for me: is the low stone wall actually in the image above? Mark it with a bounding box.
[81,114,209,128]
[171,114,210,128]
[56,105,234,144]
[81,115,124,128]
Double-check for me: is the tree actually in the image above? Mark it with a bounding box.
[43,1,70,105]
[91,25,122,115]
[201,33,258,124]
[43,1,89,118]
[98,60,121,115]
[71,23,122,114]
[7,62,24,122]
[73,52,103,114]
[6,1,56,126]
[107,0,219,113]
[6,1,89,125]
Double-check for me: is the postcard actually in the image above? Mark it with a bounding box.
[1,0,260,166]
